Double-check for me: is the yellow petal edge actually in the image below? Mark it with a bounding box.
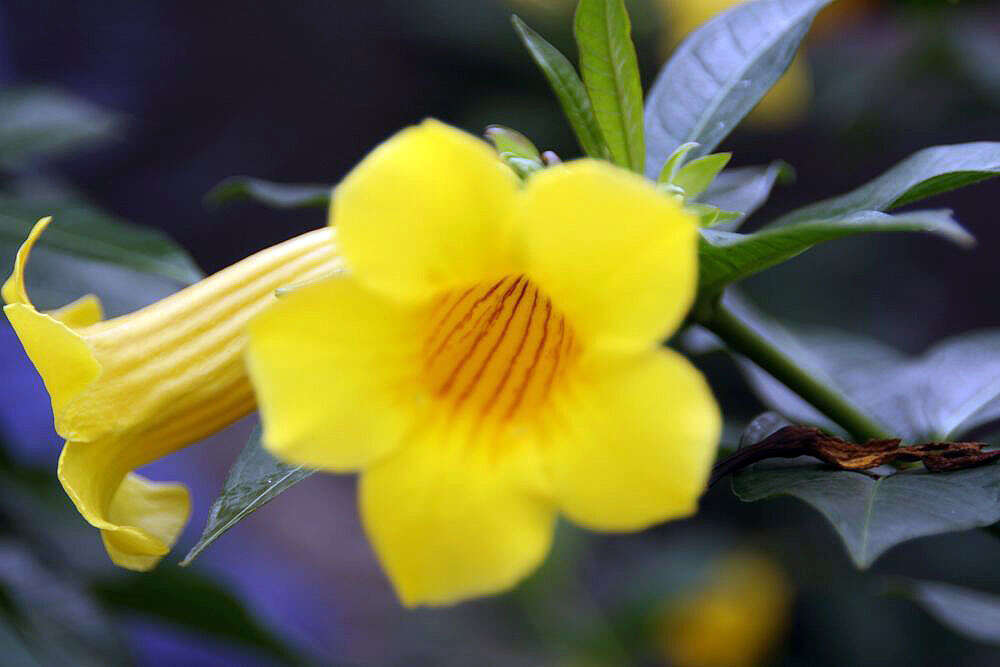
[3,218,103,432]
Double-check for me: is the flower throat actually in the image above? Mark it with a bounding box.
[421,274,578,424]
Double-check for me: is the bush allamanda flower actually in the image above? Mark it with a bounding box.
[246,120,721,606]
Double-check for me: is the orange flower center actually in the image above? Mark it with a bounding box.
[421,274,578,424]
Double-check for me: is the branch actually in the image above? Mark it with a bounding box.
[710,426,1000,487]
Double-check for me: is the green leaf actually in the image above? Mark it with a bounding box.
[685,203,718,226]
[697,162,792,230]
[695,143,997,298]
[206,176,331,210]
[573,0,645,172]
[773,142,1000,226]
[512,15,609,160]
[698,209,972,296]
[733,458,1000,569]
[673,153,731,199]
[696,293,1000,441]
[0,193,202,286]
[0,193,202,316]
[0,87,121,170]
[707,210,742,227]
[686,203,740,228]
[656,141,699,184]
[485,125,543,162]
[644,0,832,175]
[899,580,1000,645]
[182,426,314,566]
[93,568,302,665]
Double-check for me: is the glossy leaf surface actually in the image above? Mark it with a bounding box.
[182,426,314,566]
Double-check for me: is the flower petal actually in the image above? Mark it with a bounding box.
[103,474,191,571]
[2,216,49,307]
[334,119,520,301]
[246,275,424,471]
[0,216,105,327]
[2,218,104,429]
[359,422,555,607]
[59,441,190,572]
[4,302,101,429]
[49,294,104,327]
[518,159,699,352]
[545,348,720,531]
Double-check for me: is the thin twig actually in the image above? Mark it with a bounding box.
[710,426,1000,487]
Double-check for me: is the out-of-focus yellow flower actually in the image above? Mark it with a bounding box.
[656,553,793,667]
[658,0,811,128]
[4,218,340,570]
[246,119,721,606]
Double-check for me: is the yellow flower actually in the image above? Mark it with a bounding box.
[4,218,340,570]
[246,120,721,606]
[655,553,792,667]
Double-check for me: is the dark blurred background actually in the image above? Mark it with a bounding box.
[0,0,998,665]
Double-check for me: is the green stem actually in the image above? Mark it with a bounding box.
[697,301,891,442]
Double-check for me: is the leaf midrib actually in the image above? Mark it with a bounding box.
[858,476,883,566]
[579,0,639,170]
[603,4,627,167]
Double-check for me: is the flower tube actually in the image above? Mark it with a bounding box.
[246,120,721,606]
[4,218,340,570]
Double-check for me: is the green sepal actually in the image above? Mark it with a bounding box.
[656,141,699,184]
[485,125,543,162]
[673,153,732,199]
[686,203,741,228]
